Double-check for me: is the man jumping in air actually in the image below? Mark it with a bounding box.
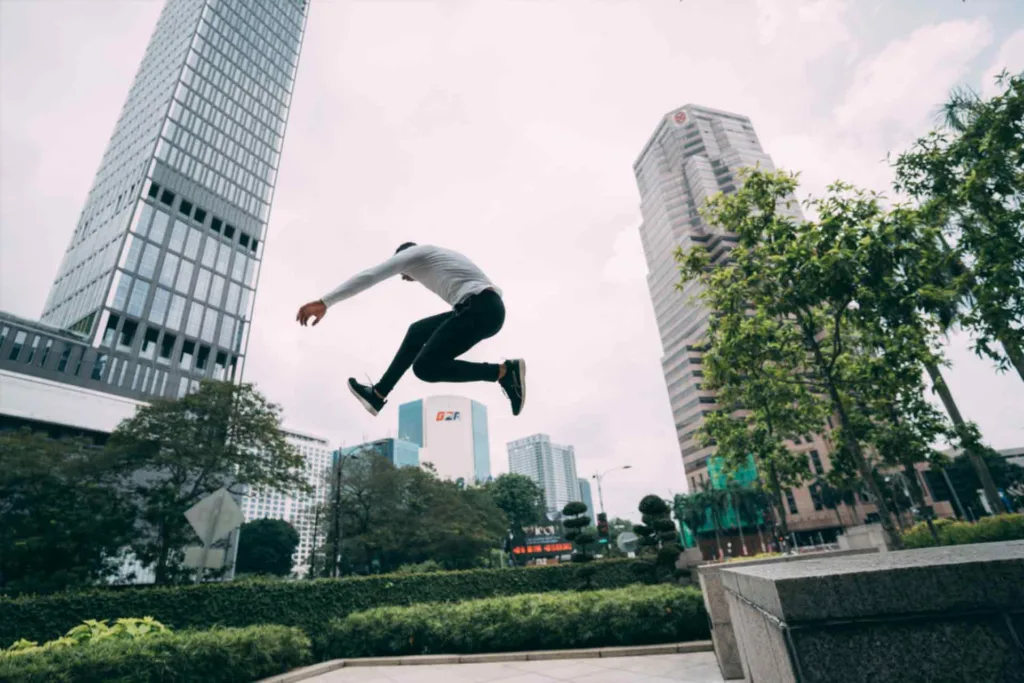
[296,242,525,417]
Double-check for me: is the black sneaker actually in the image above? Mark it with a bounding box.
[348,378,386,416]
[499,359,526,416]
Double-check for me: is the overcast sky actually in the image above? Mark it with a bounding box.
[2,0,1023,521]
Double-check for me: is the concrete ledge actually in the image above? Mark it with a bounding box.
[255,660,346,683]
[721,541,1024,683]
[399,655,461,665]
[525,648,602,660]
[254,642,713,682]
[697,548,877,680]
[458,652,528,663]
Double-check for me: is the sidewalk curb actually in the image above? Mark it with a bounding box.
[255,641,713,682]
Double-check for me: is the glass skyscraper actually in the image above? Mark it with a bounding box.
[507,434,581,513]
[37,0,308,400]
[633,105,802,488]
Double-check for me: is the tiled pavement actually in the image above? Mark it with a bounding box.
[303,652,724,683]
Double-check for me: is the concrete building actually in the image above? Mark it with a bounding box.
[339,437,421,469]
[398,396,491,484]
[633,104,804,486]
[33,0,307,401]
[507,434,581,513]
[578,477,595,516]
[239,429,332,575]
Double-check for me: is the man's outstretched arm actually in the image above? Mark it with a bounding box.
[296,248,422,326]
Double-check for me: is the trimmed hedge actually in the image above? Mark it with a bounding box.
[0,625,311,683]
[317,584,709,659]
[2,560,647,647]
[902,513,1024,549]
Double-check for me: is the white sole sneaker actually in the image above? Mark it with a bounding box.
[516,359,526,414]
[348,380,380,416]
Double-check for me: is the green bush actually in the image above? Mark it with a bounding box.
[902,513,1024,549]
[3,617,170,657]
[2,559,647,647]
[317,584,709,659]
[0,624,311,683]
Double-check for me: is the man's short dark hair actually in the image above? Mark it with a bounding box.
[396,242,417,254]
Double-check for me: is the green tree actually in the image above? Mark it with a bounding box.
[324,455,508,574]
[235,518,300,577]
[674,493,706,550]
[894,71,1024,382]
[485,473,546,534]
[693,482,730,559]
[0,429,135,594]
[105,381,308,584]
[562,501,595,562]
[935,450,1024,518]
[678,169,954,549]
[636,495,681,579]
[729,481,768,553]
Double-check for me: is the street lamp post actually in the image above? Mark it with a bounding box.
[330,450,360,578]
[592,465,633,517]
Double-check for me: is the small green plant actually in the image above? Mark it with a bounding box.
[4,617,170,656]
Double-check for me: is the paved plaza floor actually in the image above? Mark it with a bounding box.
[304,652,724,683]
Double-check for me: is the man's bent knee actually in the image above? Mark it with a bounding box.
[412,357,443,382]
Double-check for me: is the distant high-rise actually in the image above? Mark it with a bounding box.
[633,105,800,487]
[37,0,308,401]
[578,478,595,516]
[241,428,331,575]
[398,396,492,484]
[507,434,580,513]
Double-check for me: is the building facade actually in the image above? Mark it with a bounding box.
[397,396,491,484]
[578,478,595,516]
[507,434,581,513]
[34,0,308,402]
[634,104,800,486]
[240,428,332,575]
[339,437,420,469]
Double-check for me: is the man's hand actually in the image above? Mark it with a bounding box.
[296,300,327,327]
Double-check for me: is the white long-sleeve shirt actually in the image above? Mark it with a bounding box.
[321,244,502,309]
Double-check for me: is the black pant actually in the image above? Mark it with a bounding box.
[376,289,505,395]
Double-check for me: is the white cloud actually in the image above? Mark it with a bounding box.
[603,226,648,284]
[981,28,1024,98]
[835,19,993,135]
[2,1,1022,521]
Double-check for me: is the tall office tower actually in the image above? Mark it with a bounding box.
[507,434,581,513]
[398,396,492,484]
[633,105,801,489]
[241,428,331,574]
[577,478,595,516]
[38,0,308,401]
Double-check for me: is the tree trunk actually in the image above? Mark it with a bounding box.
[155,520,172,585]
[804,331,903,549]
[825,388,903,549]
[1002,340,1024,385]
[755,521,767,554]
[925,361,1005,515]
[850,498,860,526]
[833,505,845,531]
[766,462,789,539]
[902,463,941,545]
[711,517,724,560]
